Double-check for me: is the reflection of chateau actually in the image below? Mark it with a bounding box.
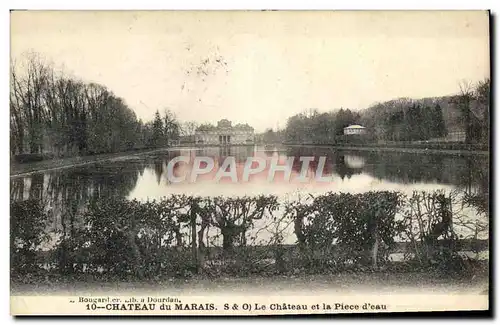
[344,155,366,169]
[195,119,255,145]
[197,146,256,164]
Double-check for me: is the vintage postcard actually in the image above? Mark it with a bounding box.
[9,10,490,316]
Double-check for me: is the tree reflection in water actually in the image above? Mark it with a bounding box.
[10,146,489,278]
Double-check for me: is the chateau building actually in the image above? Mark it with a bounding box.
[195,119,255,145]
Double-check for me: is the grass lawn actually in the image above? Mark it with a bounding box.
[11,271,489,296]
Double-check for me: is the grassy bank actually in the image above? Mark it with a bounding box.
[10,147,172,177]
[284,142,489,155]
[331,145,489,156]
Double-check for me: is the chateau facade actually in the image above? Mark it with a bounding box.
[195,119,255,145]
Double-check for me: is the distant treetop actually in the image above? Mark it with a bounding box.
[196,123,217,131]
[196,119,254,132]
[217,119,232,128]
[233,123,254,131]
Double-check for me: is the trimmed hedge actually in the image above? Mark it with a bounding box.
[10,190,488,281]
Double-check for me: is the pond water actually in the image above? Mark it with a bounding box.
[10,145,489,248]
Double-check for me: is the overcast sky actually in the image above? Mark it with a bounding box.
[11,11,489,132]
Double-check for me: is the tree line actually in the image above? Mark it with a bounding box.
[10,52,180,159]
[284,108,361,144]
[360,99,447,142]
[283,79,490,145]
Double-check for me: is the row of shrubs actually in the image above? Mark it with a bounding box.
[284,139,488,152]
[10,190,488,281]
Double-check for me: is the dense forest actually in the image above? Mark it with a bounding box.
[282,79,490,145]
[10,52,180,159]
[284,108,362,144]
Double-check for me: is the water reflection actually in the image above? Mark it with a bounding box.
[344,155,366,169]
[10,145,489,251]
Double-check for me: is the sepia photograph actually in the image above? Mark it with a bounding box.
[9,9,491,316]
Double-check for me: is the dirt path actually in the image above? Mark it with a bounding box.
[11,273,488,296]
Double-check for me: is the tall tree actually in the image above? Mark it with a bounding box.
[10,51,164,158]
[152,110,164,147]
[163,109,180,145]
[431,104,447,138]
[457,80,474,144]
[475,78,490,144]
[11,52,51,154]
[181,121,199,138]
